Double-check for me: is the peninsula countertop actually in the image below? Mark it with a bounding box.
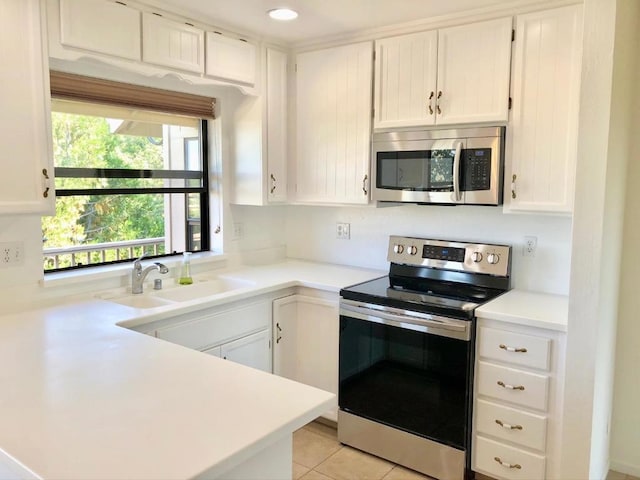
[0,260,384,480]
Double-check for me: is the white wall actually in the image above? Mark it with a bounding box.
[285,204,572,294]
[611,1,640,473]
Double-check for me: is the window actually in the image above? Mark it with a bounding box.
[43,73,216,272]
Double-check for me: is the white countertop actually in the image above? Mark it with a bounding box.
[0,260,384,480]
[475,289,569,332]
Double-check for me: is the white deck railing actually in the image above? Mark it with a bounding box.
[44,238,165,270]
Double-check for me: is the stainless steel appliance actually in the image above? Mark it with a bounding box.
[371,127,505,205]
[338,236,511,480]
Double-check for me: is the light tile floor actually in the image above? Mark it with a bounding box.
[293,421,433,480]
[294,421,640,480]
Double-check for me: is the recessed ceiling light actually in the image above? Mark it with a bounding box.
[268,8,298,21]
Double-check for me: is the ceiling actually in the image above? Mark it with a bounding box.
[143,0,528,45]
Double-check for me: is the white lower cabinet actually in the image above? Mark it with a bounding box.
[154,299,272,372]
[272,292,339,421]
[220,329,271,372]
[473,320,565,480]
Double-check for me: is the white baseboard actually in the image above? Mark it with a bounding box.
[610,459,640,477]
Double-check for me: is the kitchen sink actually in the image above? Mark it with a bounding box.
[102,294,176,309]
[98,276,255,308]
[150,277,255,302]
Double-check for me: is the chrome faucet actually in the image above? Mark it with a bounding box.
[131,255,169,294]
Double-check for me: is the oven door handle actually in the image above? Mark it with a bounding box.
[340,302,471,341]
[453,141,463,202]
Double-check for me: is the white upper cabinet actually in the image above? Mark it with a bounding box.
[59,0,141,61]
[374,18,512,129]
[436,17,512,125]
[231,47,287,205]
[142,12,204,73]
[0,0,55,215]
[374,30,438,128]
[505,5,583,214]
[295,42,373,204]
[205,33,256,86]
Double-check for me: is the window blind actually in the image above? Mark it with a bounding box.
[49,71,216,119]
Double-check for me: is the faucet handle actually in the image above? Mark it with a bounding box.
[133,253,146,268]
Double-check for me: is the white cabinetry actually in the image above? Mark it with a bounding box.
[155,300,272,372]
[206,33,256,86]
[142,12,205,74]
[232,47,288,205]
[220,329,271,371]
[374,18,512,129]
[473,321,566,480]
[295,42,373,205]
[273,292,340,421]
[0,0,54,215]
[505,5,583,214]
[59,0,141,61]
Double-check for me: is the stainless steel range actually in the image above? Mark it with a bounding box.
[338,236,511,480]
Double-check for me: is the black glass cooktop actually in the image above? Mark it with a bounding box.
[340,275,506,320]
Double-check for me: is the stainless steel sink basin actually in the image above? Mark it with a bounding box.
[150,277,254,302]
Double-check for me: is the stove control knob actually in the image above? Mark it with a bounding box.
[393,244,405,254]
[487,253,500,265]
[408,245,418,255]
[471,251,483,263]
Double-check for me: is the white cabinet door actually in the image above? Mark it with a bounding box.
[505,5,583,214]
[59,0,141,60]
[221,329,271,373]
[295,42,373,205]
[142,12,204,73]
[273,294,340,421]
[374,30,438,129]
[205,33,256,86]
[436,17,512,125]
[266,47,288,203]
[0,0,54,215]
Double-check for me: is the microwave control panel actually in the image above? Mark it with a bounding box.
[463,148,492,191]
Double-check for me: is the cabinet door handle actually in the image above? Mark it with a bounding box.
[495,419,523,430]
[511,174,517,199]
[270,174,277,194]
[436,91,442,115]
[42,168,51,198]
[499,343,528,353]
[362,174,368,195]
[494,457,522,469]
[427,91,434,115]
[497,380,525,391]
[276,322,282,343]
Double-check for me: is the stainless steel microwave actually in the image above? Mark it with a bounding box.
[371,126,505,205]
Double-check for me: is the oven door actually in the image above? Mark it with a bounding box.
[338,300,474,450]
[372,138,465,204]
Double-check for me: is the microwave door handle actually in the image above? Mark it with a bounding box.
[453,141,463,202]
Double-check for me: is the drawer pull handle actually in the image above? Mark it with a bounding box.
[494,457,522,469]
[497,381,525,391]
[500,344,527,353]
[495,419,523,430]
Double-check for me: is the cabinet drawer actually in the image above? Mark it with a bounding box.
[474,436,545,480]
[477,361,549,411]
[479,327,551,371]
[156,301,270,351]
[476,399,547,451]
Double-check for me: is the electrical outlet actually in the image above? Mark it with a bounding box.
[336,222,351,240]
[0,241,24,267]
[232,222,244,240]
[523,236,537,257]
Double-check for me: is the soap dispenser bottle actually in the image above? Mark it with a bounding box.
[179,252,193,285]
